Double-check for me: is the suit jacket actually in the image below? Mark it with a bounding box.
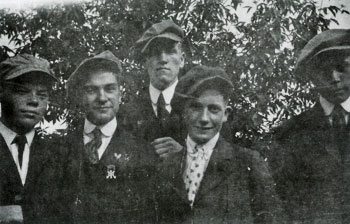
[157,136,284,224]
[63,120,158,224]
[0,132,65,224]
[271,103,350,223]
[120,88,185,144]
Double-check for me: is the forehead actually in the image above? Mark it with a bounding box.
[83,70,119,86]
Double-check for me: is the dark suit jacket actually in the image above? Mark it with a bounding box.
[157,136,284,224]
[120,88,185,144]
[0,132,65,223]
[63,121,158,224]
[271,103,349,223]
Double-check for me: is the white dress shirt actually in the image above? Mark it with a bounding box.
[319,95,350,125]
[0,121,34,185]
[149,79,178,116]
[83,117,117,159]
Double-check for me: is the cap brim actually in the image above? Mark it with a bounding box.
[141,33,182,53]
[313,45,350,58]
[187,76,234,96]
[68,58,121,83]
[5,68,58,81]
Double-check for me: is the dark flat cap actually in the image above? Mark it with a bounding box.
[0,53,57,81]
[296,29,350,75]
[176,65,233,99]
[135,20,184,54]
[67,50,122,87]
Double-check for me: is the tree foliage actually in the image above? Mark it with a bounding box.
[0,0,348,147]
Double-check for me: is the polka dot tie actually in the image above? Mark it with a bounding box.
[184,145,206,207]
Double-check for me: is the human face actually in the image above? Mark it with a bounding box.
[144,39,184,90]
[313,54,350,104]
[184,89,229,145]
[82,71,120,126]
[0,74,50,134]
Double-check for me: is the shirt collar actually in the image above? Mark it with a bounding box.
[149,79,178,105]
[319,95,350,116]
[186,132,220,159]
[84,117,117,137]
[0,120,35,147]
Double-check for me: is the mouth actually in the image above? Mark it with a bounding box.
[194,126,213,131]
[156,67,170,71]
[94,107,112,111]
[21,110,39,117]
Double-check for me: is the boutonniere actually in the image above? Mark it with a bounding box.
[114,153,130,162]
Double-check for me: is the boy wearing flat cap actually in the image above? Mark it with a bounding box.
[64,50,157,224]
[157,65,283,223]
[0,54,63,223]
[121,19,186,159]
[271,29,350,223]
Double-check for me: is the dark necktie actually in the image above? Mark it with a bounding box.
[157,93,170,120]
[12,135,27,168]
[85,128,102,164]
[332,104,346,130]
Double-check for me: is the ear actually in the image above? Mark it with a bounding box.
[179,51,185,69]
[223,105,232,123]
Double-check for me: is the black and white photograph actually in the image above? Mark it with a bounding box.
[0,0,349,223]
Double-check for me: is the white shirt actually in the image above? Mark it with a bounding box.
[0,121,35,185]
[319,95,350,124]
[149,79,178,116]
[183,133,219,181]
[83,117,117,159]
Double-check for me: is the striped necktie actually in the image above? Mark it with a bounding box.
[85,128,102,164]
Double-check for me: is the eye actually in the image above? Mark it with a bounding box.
[84,86,97,94]
[37,91,49,99]
[208,105,221,113]
[104,84,118,93]
[13,86,31,95]
[188,101,202,110]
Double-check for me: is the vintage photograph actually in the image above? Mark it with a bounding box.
[0,0,349,223]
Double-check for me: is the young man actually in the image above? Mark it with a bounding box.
[158,65,283,223]
[65,50,157,224]
[0,54,62,223]
[121,19,185,158]
[272,29,350,223]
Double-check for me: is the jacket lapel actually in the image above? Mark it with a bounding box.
[195,136,234,202]
[25,133,51,188]
[0,134,22,186]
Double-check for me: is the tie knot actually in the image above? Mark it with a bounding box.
[157,93,166,106]
[92,128,102,138]
[12,135,27,146]
[332,104,347,129]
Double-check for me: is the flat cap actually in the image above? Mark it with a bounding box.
[67,50,122,87]
[135,19,184,54]
[296,29,350,75]
[176,65,233,99]
[0,53,57,81]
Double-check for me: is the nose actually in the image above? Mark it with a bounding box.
[158,51,168,64]
[27,91,39,107]
[199,108,209,125]
[331,70,342,86]
[97,89,108,103]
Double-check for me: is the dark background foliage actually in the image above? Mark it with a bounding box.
[0,0,348,149]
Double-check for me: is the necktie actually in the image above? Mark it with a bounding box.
[157,93,169,120]
[332,104,346,129]
[184,145,207,207]
[85,128,102,164]
[12,135,27,168]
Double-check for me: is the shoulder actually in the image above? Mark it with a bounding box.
[274,104,323,141]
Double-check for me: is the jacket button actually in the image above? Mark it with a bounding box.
[14,194,22,202]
